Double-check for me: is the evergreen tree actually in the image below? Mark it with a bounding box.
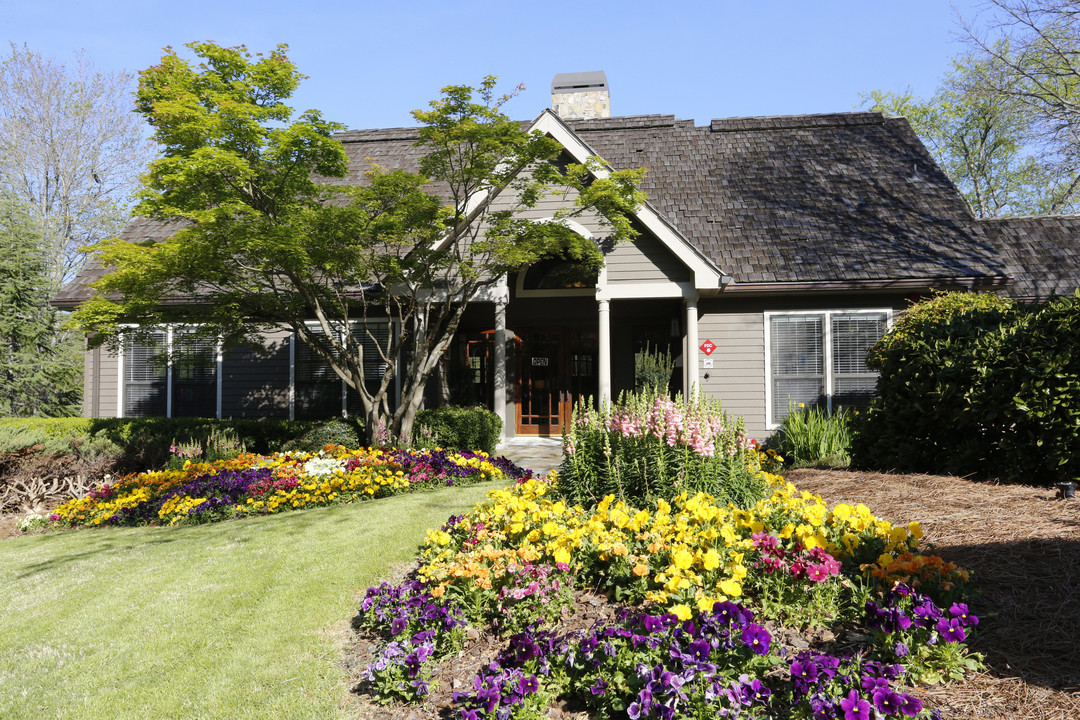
[0,195,81,416]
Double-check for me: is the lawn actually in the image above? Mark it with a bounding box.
[0,479,502,720]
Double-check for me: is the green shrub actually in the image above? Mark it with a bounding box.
[853,290,1080,483]
[279,419,363,453]
[970,293,1080,482]
[772,405,852,468]
[415,406,502,454]
[634,343,674,395]
[557,392,767,508]
[0,417,318,479]
[853,292,1014,476]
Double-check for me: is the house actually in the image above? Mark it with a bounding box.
[53,72,1080,441]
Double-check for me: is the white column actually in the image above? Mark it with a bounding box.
[493,299,508,440]
[685,297,699,397]
[598,298,611,404]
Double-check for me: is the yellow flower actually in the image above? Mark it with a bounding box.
[671,604,693,621]
[672,548,693,570]
[719,578,742,596]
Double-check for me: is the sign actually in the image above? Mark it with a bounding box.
[531,357,549,367]
[699,339,717,356]
[702,359,714,369]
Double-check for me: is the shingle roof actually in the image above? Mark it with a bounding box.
[981,215,1080,301]
[55,110,1014,307]
[564,112,1005,285]
[52,217,188,308]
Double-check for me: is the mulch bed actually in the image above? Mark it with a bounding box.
[787,468,1080,720]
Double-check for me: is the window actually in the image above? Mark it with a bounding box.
[293,322,394,420]
[124,330,167,417]
[766,310,889,426]
[122,327,218,418]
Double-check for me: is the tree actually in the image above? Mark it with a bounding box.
[0,194,81,416]
[864,52,1078,217]
[0,44,155,290]
[959,0,1080,213]
[72,42,645,443]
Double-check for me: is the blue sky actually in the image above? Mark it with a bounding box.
[7,0,989,130]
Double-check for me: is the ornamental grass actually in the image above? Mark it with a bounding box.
[49,446,531,529]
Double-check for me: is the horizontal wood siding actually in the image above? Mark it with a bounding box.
[605,232,689,284]
[85,345,120,418]
[696,306,768,441]
[221,331,291,419]
[489,175,688,284]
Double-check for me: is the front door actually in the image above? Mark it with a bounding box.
[516,327,597,435]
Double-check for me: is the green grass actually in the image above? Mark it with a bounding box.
[0,480,502,720]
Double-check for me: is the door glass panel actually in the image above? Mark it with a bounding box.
[520,330,560,428]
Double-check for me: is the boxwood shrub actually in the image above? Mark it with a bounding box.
[416,406,502,454]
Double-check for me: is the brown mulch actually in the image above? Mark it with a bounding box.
[787,468,1080,719]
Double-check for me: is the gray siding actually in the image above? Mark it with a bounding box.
[83,344,119,418]
[489,174,689,285]
[605,232,690,284]
[696,308,768,441]
[221,331,291,419]
[696,292,914,441]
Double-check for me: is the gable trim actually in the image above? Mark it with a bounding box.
[528,110,730,294]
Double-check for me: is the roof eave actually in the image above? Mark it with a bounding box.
[711,275,1011,295]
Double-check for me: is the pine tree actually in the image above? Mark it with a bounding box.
[0,195,81,416]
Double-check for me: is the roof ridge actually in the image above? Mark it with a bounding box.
[566,114,679,131]
[336,127,421,142]
[709,111,886,133]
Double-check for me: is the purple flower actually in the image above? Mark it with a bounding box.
[872,687,903,715]
[896,692,923,716]
[791,658,820,691]
[517,674,539,696]
[839,689,871,720]
[894,642,909,657]
[741,623,771,655]
[937,617,967,642]
[949,602,979,627]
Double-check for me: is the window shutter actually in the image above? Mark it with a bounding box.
[171,330,217,417]
[346,322,391,417]
[294,327,343,419]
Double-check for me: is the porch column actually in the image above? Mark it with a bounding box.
[494,298,508,440]
[598,298,612,404]
[685,296,699,397]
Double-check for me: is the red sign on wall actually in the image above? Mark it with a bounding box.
[699,339,716,356]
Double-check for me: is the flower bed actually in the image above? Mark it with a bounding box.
[354,474,979,719]
[50,446,531,528]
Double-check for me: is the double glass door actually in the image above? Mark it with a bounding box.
[516,327,597,435]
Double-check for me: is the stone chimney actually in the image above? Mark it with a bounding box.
[551,71,610,120]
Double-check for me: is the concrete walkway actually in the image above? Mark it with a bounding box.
[495,437,564,478]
